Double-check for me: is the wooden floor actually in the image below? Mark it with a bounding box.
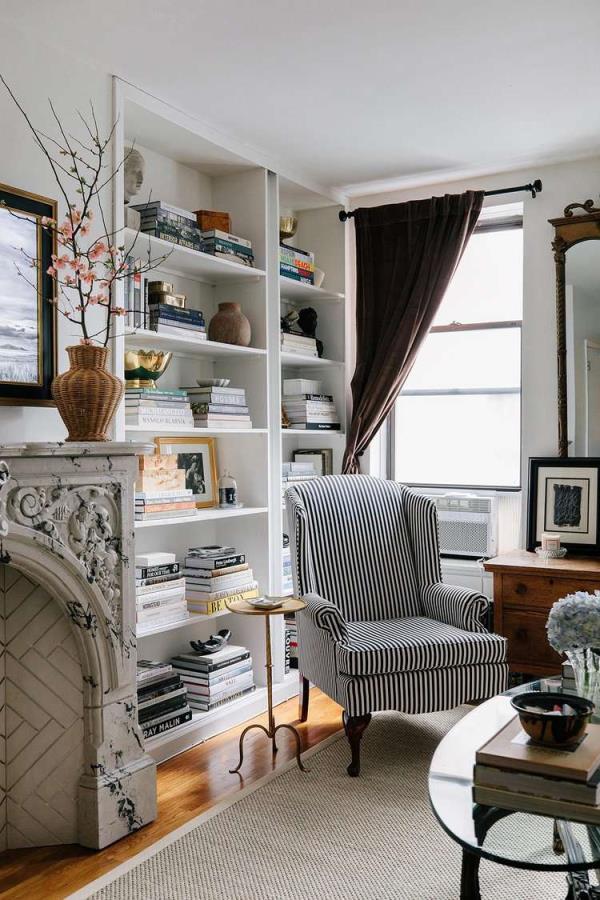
[0,688,343,900]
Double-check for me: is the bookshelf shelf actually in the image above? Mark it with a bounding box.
[134,506,268,529]
[282,429,345,437]
[279,276,344,304]
[126,426,268,436]
[124,227,266,285]
[136,609,233,639]
[125,328,267,359]
[280,352,344,368]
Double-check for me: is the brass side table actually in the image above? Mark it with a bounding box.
[226,596,307,773]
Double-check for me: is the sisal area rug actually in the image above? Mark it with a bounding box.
[72,708,571,900]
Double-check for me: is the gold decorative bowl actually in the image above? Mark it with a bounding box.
[124,349,173,389]
[279,216,298,242]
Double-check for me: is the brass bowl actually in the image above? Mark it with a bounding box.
[279,215,298,242]
[124,349,172,389]
[511,691,594,748]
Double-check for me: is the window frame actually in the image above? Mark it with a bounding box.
[389,216,523,493]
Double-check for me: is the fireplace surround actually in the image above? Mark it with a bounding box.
[0,442,157,850]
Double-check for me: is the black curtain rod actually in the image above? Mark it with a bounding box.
[338,179,542,222]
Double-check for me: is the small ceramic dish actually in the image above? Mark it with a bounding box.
[510,691,594,748]
[535,547,568,560]
[196,378,231,388]
[247,597,284,610]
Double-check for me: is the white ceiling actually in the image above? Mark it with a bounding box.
[6,0,600,197]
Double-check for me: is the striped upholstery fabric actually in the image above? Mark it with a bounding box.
[337,617,506,676]
[286,475,508,719]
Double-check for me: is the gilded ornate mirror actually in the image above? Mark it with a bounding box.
[550,200,600,457]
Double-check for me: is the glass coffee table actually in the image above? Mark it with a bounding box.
[429,677,600,900]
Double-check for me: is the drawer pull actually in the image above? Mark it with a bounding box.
[515,583,528,595]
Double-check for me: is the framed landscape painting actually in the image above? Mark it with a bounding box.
[154,436,218,508]
[0,183,57,405]
[527,457,600,554]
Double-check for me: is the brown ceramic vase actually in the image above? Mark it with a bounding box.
[208,302,251,346]
[51,345,124,441]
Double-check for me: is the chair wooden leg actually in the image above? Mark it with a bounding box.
[299,674,309,722]
[343,712,372,777]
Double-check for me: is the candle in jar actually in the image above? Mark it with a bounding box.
[541,532,562,551]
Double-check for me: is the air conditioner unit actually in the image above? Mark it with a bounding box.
[422,492,498,559]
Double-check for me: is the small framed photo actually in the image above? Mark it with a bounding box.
[154,436,218,508]
[293,448,333,476]
[527,457,600,554]
[0,183,57,405]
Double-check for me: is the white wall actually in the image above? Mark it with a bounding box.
[0,22,112,441]
[353,156,600,543]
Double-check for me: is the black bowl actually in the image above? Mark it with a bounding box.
[510,691,595,748]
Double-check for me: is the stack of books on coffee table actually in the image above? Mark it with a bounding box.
[473,714,600,824]
[170,644,255,713]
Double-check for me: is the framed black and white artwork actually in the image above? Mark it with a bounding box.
[293,448,333,476]
[0,183,57,405]
[527,457,600,554]
[154,436,218,509]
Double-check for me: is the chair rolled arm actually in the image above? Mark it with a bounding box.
[421,582,490,633]
[300,593,348,643]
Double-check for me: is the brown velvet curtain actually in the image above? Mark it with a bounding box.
[342,191,484,474]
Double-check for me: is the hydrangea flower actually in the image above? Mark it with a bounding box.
[546,591,600,654]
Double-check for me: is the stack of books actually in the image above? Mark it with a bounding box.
[136,553,188,634]
[285,615,298,669]
[185,385,252,429]
[148,304,206,339]
[282,461,319,506]
[280,331,318,358]
[183,545,259,616]
[125,388,194,429]
[473,713,600,824]
[170,644,255,713]
[282,533,293,595]
[282,386,340,431]
[132,201,203,251]
[200,230,255,268]
[137,660,192,739]
[279,244,315,285]
[135,454,197,522]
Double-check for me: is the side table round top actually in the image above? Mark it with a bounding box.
[227,597,306,617]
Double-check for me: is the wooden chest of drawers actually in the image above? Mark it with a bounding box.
[484,550,600,677]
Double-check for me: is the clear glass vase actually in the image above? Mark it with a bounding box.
[566,648,600,704]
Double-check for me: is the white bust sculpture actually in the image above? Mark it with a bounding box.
[123,148,145,205]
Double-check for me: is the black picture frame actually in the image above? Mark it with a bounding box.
[527,457,600,555]
[0,183,57,406]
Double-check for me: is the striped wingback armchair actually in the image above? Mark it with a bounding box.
[286,475,508,776]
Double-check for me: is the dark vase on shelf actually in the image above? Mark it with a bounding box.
[208,302,251,346]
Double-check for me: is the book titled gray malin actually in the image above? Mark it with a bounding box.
[136,660,191,739]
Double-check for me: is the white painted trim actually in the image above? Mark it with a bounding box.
[115,77,348,208]
[66,728,345,900]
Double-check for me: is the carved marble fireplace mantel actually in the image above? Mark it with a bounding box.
[0,442,156,850]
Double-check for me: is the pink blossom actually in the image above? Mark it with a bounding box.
[58,219,73,239]
[79,222,90,236]
[89,241,108,261]
[110,307,126,316]
[85,209,94,221]
[41,216,55,227]
[47,265,57,277]
[51,253,70,269]
[80,269,95,285]
[79,338,93,346]
[88,292,107,305]
[70,208,82,224]
[64,274,76,286]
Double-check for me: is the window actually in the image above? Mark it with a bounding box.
[392,215,523,490]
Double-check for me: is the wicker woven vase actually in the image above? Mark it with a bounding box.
[52,345,124,441]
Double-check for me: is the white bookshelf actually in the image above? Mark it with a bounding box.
[112,79,347,762]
